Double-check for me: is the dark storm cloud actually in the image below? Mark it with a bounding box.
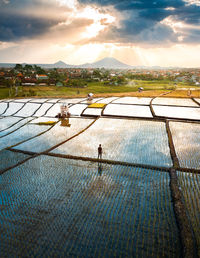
[0,13,60,41]
[79,0,185,10]
[79,0,200,44]
[0,0,69,41]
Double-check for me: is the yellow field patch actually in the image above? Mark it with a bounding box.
[88,103,106,108]
[37,121,57,125]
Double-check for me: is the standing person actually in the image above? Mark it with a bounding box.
[98,144,102,159]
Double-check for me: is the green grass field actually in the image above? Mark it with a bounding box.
[0,80,199,99]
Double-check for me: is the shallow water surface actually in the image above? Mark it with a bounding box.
[0,156,180,257]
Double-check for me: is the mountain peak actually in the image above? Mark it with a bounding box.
[90,57,132,69]
[54,60,66,65]
[53,60,67,68]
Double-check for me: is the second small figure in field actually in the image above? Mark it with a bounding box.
[98,144,102,160]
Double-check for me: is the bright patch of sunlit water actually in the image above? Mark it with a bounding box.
[52,118,172,167]
[14,118,94,153]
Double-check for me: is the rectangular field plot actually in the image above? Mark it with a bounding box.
[170,122,200,169]
[68,104,88,116]
[81,98,104,104]
[33,103,53,117]
[152,97,198,107]
[177,172,200,257]
[96,97,118,104]
[0,102,8,115]
[44,103,62,117]
[2,102,24,116]
[13,99,31,103]
[0,117,33,137]
[112,97,152,105]
[29,98,49,103]
[82,108,102,116]
[0,116,22,131]
[153,105,200,120]
[14,118,94,153]
[52,118,172,167]
[0,123,51,151]
[103,104,153,118]
[14,103,41,117]
[58,98,85,104]
[0,150,30,171]
[0,156,180,257]
[46,99,60,103]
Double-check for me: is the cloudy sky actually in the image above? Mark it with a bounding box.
[0,0,200,67]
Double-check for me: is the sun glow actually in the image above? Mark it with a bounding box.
[56,0,77,9]
[75,6,115,39]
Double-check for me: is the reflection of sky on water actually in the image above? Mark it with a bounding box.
[33,103,53,117]
[0,155,180,257]
[152,98,198,107]
[0,117,33,137]
[177,171,200,257]
[46,99,60,103]
[153,105,200,120]
[96,97,118,104]
[112,97,152,105]
[170,122,200,169]
[0,116,22,131]
[83,108,102,116]
[15,118,94,153]
[0,123,51,151]
[52,118,172,167]
[14,103,41,117]
[13,99,31,103]
[2,102,24,116]
[81,98,104,104]
[0,103,8,114]
[0,150,30,171]
[29,98,49,103]
[44,103,62,117]
[68,104,88,116]
[104,104,153,118]
[58,98,85,104]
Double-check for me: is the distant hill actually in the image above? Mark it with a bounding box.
[0,58,183,69]
[79,57,133,69]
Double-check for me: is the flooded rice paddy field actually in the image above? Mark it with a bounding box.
[0,150,30,171]
[0,156,180,257]
[0,117,33,138]
[152,97,199,107]
[0,97,200,257]
[177,172,200,257]
[15,118,94,153]
[152,105,200,120]
[170,122,200,169]
[103,104,153,118]
[52,118,172,167]
[0,122,52,151]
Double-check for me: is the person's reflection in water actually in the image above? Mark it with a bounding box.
[98,162,102,176]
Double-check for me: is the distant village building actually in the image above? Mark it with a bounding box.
[21,78,37,86]
[56,81,63,87]
[36,74,48,80]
